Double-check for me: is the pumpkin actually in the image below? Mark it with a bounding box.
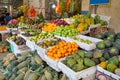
[108,56,119,66]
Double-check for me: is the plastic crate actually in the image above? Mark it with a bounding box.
[55,35,102,51]
[35,45,46,61]
[26,40,35,51]
[35,38,59,61]
[97,65,120,80]
[9,42,30,56]
[18,34,28,41]
[44,53,61,72]
[58,61,97,80]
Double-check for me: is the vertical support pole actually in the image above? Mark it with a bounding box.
[94,5,98,14]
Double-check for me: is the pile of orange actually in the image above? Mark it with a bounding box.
[0,26,7,31]
[42,23,58,32]
[47,41,79,60]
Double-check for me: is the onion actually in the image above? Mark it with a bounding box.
[96,73,108,80]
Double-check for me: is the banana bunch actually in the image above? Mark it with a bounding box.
[18,5,28,13]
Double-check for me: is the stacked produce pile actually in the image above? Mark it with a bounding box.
[50,19,69,26]
[99,56,120,76]
[61,49,114,72]
[53,26,79,37]
[29,32,54,43]
[0,41,10,53]
[0,26,7,31]
[29,22,44,32]
[72,36,93,44]
[2,12,118,79]
[68,14,108,32]
[0,51,68,80]
[90,26,112,37]
[22,29,40,37]
[47,41,79,60]
[37,38,61,49]
[42,23,58,32]
[9,36,26,46]
[96,31,120,57]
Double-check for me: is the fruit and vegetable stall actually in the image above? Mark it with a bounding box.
[0,13,120,80]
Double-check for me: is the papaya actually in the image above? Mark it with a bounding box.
[72,54,80,60]
[107,63,117,72]
[99,57,106,62]
[66,57,76,68]
[109,47,119,56]
[104,40,112,48]
[84,58,95,67]
[91,58,100,65]
[113,41,120,50]
[108,56,119,66]
[103,52,110,60]
[104,31,116,38]
[85,53,93,58]
[96,41,105,50]
[116,32,120,39]
[93,50,103,58]
[77,50,85,58]
[72,63,84,72]
[106,37,115,42]
[95,34,105,39]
